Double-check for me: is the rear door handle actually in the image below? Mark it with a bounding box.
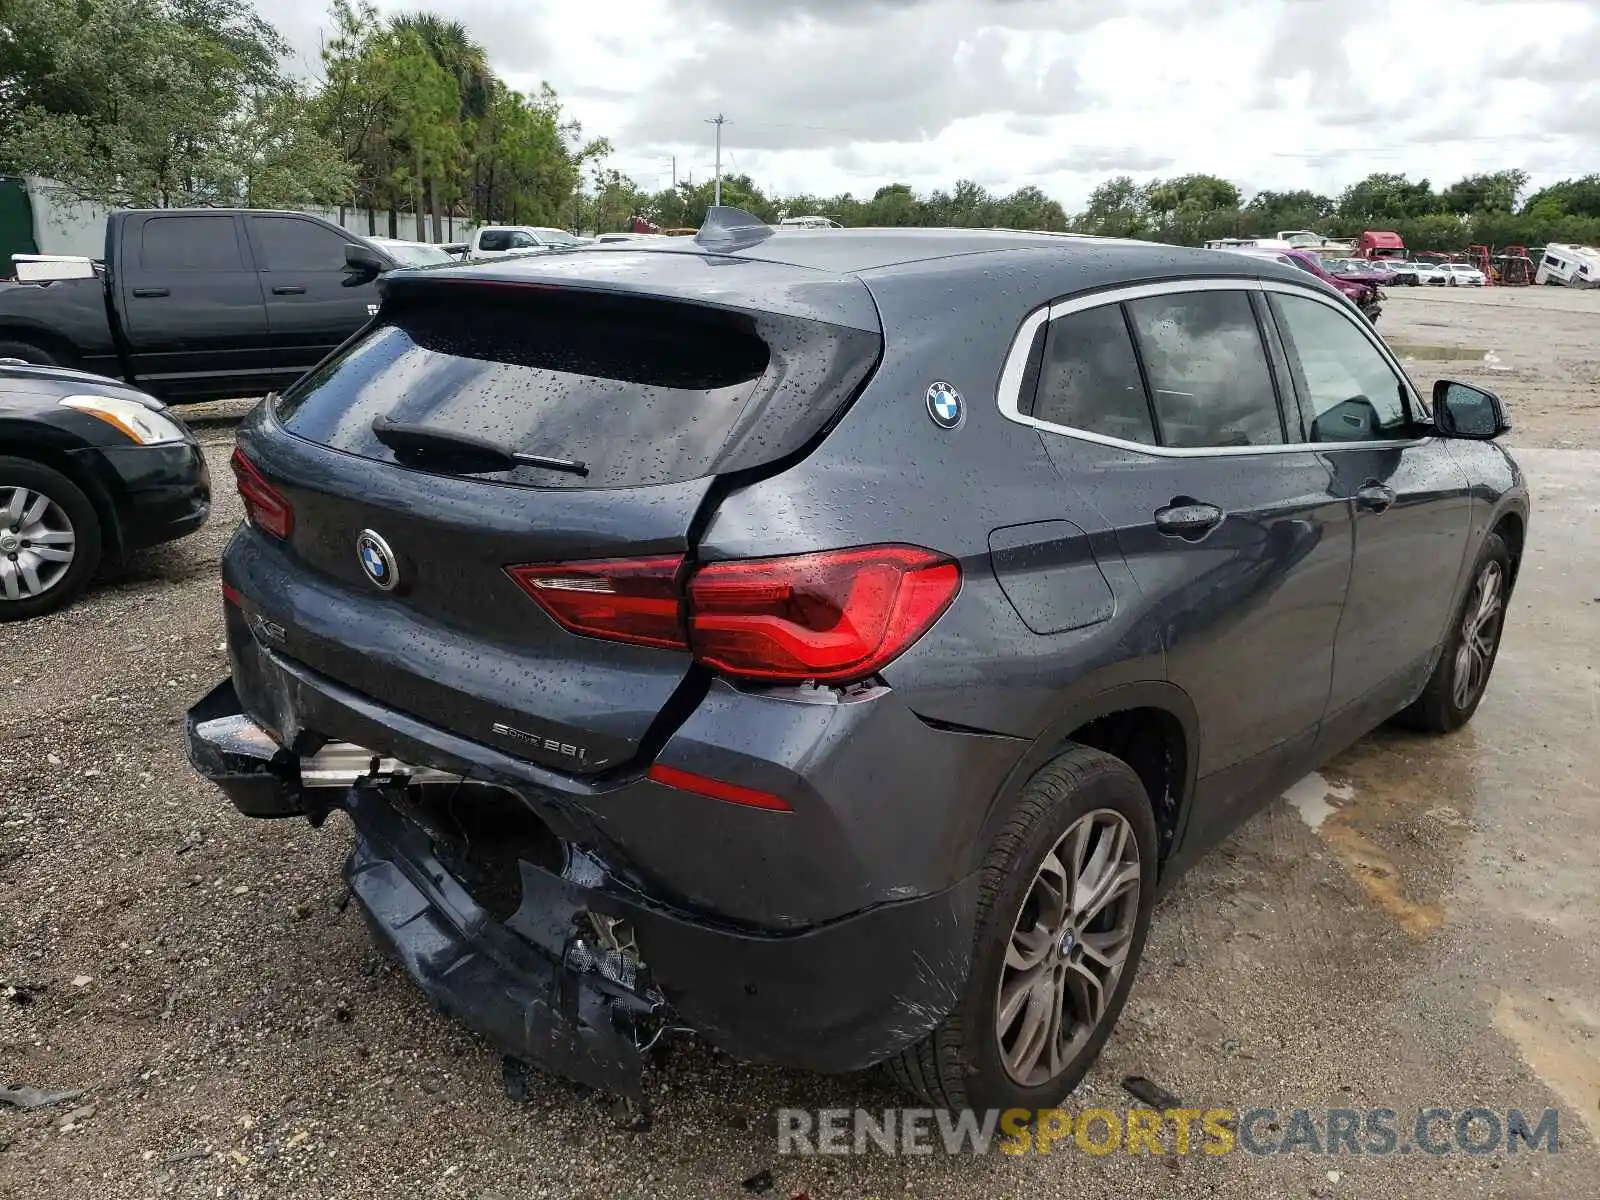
[131,287,169,298]
[1356,482,1396,513]
[1154,501,1225,541]
[271,285,306,295]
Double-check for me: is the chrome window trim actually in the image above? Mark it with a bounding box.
[997,276,1429,458]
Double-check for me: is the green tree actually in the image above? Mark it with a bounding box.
[1076,176,1150,238]
[993,185,1068,231]
[0,0,349,208]
[1336,173,1440,224]
[588,167,648,233]
[862,183,922,226]
[1241,189,1335,237]
[388,12,492,240]
[1522,175,1600,220]
[311,0,402,231]
[1440,170,1528,215]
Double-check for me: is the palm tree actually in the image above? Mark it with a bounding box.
[388,13,492,240]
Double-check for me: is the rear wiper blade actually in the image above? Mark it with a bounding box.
[370,414,588,477]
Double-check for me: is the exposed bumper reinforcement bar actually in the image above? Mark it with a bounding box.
[185,675,983,1092]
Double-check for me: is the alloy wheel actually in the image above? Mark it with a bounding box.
[996,808,1141,1087]
[0,485,77,602]
[1452,560,1504,711]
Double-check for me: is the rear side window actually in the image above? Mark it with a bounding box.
[253,216,353,271]
[1124,291,1284,447]
[1031,305,1154,445]
[138,216,243,271]
[275,292,772,489]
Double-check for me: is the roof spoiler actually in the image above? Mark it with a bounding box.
[695,206,774,253]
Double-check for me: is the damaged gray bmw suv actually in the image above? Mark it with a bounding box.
[187,209,1527,1111]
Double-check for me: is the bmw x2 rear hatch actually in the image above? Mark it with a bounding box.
[226,255,880,773]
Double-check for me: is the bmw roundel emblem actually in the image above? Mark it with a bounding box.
[926,381,964,429]
[356,529,399,592]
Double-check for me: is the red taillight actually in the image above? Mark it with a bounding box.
[506,556,687,650]
[222,582,244,608]
[689,546,960,682]
[647,763,792,812]
[230,449,294,540]
[507,544,960,684]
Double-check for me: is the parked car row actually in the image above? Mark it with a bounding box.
[1324,257,1488,288]
[1214,246,1385,323]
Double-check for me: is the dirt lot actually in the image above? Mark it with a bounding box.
[2,286,1598,1198]
[1383,283,1600,449]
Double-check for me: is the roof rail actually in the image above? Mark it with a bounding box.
[988,228,1108,239]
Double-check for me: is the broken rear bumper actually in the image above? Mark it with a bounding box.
[185,677,981,1093]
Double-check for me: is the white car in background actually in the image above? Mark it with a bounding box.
[466,225,589,259]
[1439,263,1487,287]
[364,237,456,268]
[1406,261,1449,286]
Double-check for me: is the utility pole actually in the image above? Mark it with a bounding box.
[707,114,727,206]
[671,156,676,189]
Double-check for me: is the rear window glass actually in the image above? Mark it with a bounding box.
[274,291,771,489]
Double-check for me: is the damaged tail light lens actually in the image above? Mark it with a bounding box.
[506,556,687,650]
[507,544,960,685]
[230,449,294,540]
[688,545,960,683]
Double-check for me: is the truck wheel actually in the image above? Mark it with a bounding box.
[0,457,102,622]
[889,746,1157,1111]
[0,339,63,367]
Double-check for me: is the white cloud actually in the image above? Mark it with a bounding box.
[268,0,1600,207]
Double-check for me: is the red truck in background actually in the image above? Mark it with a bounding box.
[1356,230,1407,260]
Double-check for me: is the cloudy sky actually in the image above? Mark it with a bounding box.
[270,0,1600,208]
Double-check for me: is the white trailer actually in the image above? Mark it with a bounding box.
[1535,244,1600,288]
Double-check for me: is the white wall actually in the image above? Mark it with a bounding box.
[24,178,476,256]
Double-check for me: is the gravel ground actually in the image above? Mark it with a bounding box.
[1382,283,1600,449]
[3,287,1598,1198]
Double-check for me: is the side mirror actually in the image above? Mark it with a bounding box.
[1432,380,1510,440]
[343,243,389,286]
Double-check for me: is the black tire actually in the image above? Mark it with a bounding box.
[1394,532,1511,734]
[888,745,1158,1111]
[0,338,63,367]
[0,456,103,622]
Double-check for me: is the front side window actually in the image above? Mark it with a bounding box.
[1270,293,1412,442]
[1030,304,1154,445]
[253,217,353,272]
[1124,291,1284,447]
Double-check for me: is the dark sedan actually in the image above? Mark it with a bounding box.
[0,359,210,619]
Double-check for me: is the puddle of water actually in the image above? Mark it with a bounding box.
[1493,990,1600,1135]
[1387,341,1491,361]
[1285,771,1351,831]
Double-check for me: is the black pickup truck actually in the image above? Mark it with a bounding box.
[0,209,397,403]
